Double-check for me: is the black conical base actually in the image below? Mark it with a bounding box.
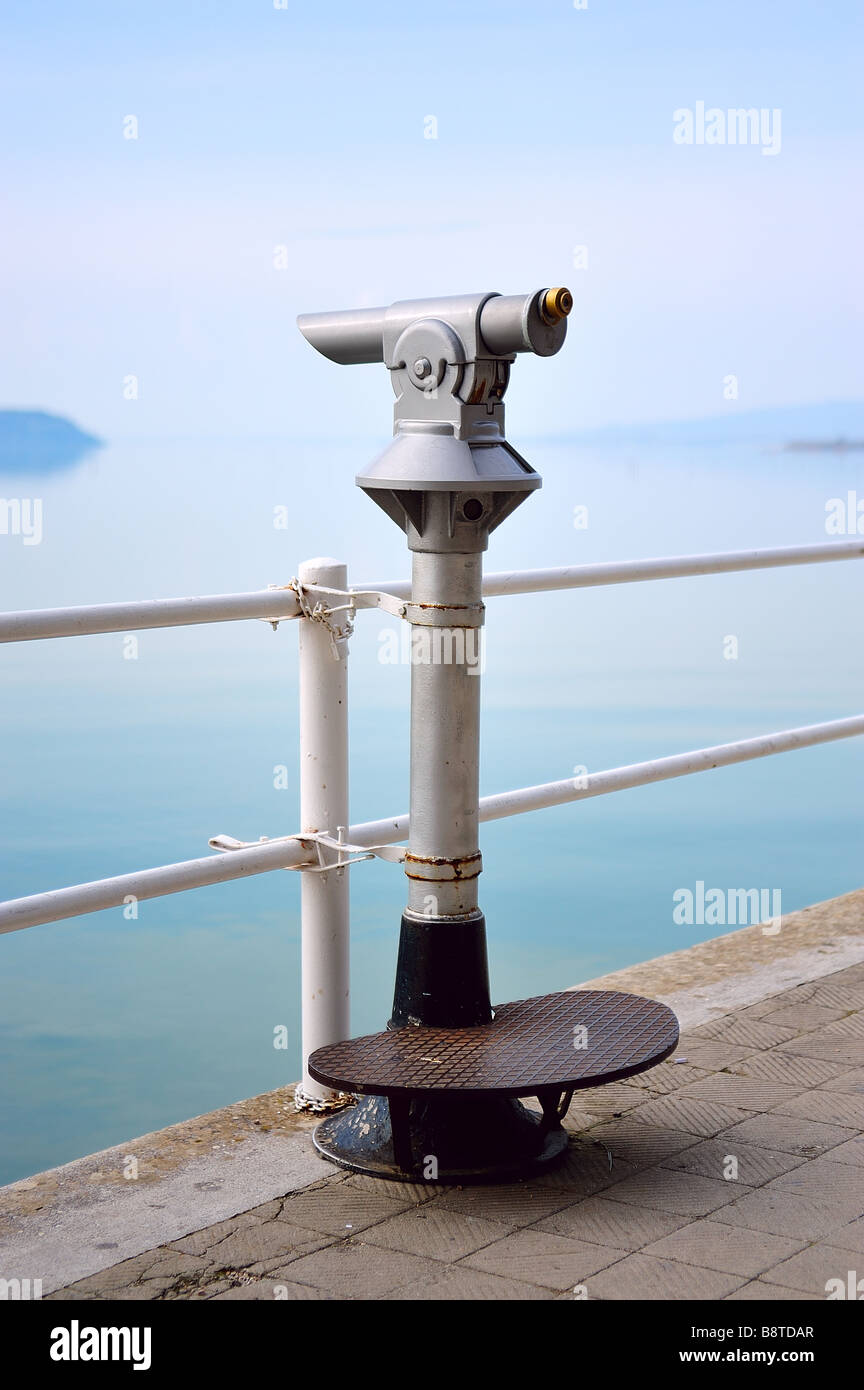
[390,912,492,1029]
[312,1092,568,1184]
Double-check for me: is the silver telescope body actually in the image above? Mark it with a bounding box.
[297,288,572,366]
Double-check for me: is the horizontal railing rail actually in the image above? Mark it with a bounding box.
[3,714,862,936]
[2,539,862,643]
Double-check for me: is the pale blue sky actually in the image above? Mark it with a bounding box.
[1,0,861,440]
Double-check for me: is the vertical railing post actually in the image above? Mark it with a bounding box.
[294,557,351,1109]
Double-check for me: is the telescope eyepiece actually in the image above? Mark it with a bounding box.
[541,287,573,324]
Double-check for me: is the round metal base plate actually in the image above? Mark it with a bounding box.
[309,990,679,1184]
[313,1093,569,1184]
[310,989,679,1097]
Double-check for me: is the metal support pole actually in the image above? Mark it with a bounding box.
[295,558,351,1110]
[390,525,491,1029]
[299,289,572,1176]
[405,549,483,920]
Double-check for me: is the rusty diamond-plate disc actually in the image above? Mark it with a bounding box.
[308,989,679,1098]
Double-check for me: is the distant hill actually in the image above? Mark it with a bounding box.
[0,410,103,474]
[557,401,864,448]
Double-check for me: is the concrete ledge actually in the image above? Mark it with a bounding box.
[2,886,862,1295]
[0,1090,330,1293]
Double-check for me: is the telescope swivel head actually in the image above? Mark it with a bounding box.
[297,288,571,443]
[297,288,572,551]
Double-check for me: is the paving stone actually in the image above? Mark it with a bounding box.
[385,1267,554,1300]
[689,1017,797,1049]
[56,1248,211,1296]
[759,1003,848,1029]
[362,1207,510,1262]
[673,1074,802,1111]
[713,1187,864,1240]
[623,1094,753,1137]
[754,982,836,1009]
[776,1035,864,1065]
[770,1090,864,1129]
[278,1184,412,1236]
[765,1157,864,1207]
[822,1015,864,1040]
[460,1226,627,1290]
[139,1250,212,1281]
[807,978,864,1006]
[169,1211,263,1257]
[583,1252,743,1301]
[254,1270,339,1296]
[533,1195,690,1250]
[44,1289,101,1301]
[662,1137,805,1186]
[673,1037,759,1068]
[820,1009,864,1036]
[827,1215,864,1254]
[243,1199,284,1222]
[207,1220,330,1269]
[567,1084,648,1120]
[583,1120,701,1169]
[818,1067,864,1095]
[599,1169,749,1217]
[98,1285,168,1301]
[822,1128,864,1173]
[763,1243,864,1295]
[210,1278,335,1300]
[183,1280,236,1300]
[642,1218,804,1276]
[519,1140,641,1194]
[724,1280,818,1301]
[727,1051,846,1087]
[823,1136,864,1168]
[434,1183,576,1229]
[205,1280,268,1300]
[618,1063,713,1095]
[286,1241,451,1298]
[340,1174,439,1204]
[718,1112,855,1157]
[734,992,802,1019]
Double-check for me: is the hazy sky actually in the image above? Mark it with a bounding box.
[2,1,861,440]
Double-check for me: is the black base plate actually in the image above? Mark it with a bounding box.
[313,1092,569,1184]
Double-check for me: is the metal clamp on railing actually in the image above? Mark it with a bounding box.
[260,579,411,653]
[208,829,406,876]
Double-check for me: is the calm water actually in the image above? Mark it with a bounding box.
[1,434,862,1184]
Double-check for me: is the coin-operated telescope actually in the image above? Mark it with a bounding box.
[296,289,586,1180]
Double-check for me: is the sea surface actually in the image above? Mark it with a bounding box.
[1,433,862,1185]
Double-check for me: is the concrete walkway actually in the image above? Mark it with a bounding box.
[3,888,864,1301]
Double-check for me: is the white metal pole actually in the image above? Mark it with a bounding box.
[295,558,351,1109]
[0,589,303,642]
[407,547,483,919]
[478,539,864,596]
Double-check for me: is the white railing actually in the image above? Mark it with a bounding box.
[2,539,862,643]
[2,539,863,1102]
